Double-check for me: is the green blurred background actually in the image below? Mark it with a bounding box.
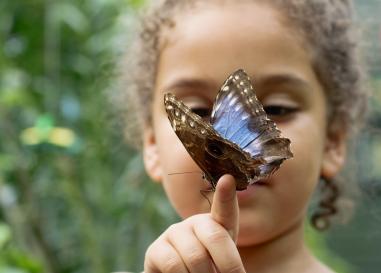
[0,0,380,273]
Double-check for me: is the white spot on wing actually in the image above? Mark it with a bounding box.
[241,114,249,120]
[235,104,242,111]
[214,102,221,113]
[228,96,238,106]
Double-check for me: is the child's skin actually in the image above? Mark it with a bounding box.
[142,2,346,273]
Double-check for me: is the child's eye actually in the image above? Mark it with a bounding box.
[182,97,212,119]
[263,105,298,118]
[190,107,211,118]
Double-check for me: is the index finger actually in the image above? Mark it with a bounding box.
[210,174,239,242]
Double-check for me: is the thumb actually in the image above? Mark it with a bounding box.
[210,174,239,242]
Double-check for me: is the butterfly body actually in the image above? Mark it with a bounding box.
[164,69,293,191]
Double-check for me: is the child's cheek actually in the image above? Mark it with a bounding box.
[154,113,211,217]
[280,115,326,191]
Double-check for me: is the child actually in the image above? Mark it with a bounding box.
[115,0,368,272]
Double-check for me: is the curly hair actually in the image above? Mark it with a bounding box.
[111,0,369,229]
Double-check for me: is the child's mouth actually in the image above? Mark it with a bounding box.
[252,181,268,186]
[236,180,268,202]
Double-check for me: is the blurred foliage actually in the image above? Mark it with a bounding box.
[0,0,380,273]
[0,0,179,272]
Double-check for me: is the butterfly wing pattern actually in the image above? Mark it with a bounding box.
[164,69,293,191]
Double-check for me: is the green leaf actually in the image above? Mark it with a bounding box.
[0,223,11,249]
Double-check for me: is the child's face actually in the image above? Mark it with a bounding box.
[143,2,346,246]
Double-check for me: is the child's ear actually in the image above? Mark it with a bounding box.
[321,128,347,179]
[143,126,162,183]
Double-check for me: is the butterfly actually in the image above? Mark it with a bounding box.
[164,69,293,191]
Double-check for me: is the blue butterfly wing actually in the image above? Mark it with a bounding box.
[210,69,292,167]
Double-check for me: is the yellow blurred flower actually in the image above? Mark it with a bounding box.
[49,128,76,147]
[20,127,76,148]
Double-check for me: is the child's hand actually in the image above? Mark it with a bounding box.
[144,174,245,273]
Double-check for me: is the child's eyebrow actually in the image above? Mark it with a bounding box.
[162,73,311,94]
[163,78,215,93]
[257,74,311,90]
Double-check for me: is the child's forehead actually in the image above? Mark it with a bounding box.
[157,26,311,90]
[160,3,302,57]
[165,1,287,41]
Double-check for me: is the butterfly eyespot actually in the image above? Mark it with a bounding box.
[188,120,195,128]
[200,129,206,134]
[207,142,224,157]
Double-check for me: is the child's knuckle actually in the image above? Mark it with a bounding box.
[144,243,156,258]
[188,213,208,224]
[222,260,244,273]
[167,223,180,234]
[187,248,209,267]
[162,255,184,273]
[225,262,244,273]
[206,227,229,244]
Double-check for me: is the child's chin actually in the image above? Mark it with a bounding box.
[236,232,269,247]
